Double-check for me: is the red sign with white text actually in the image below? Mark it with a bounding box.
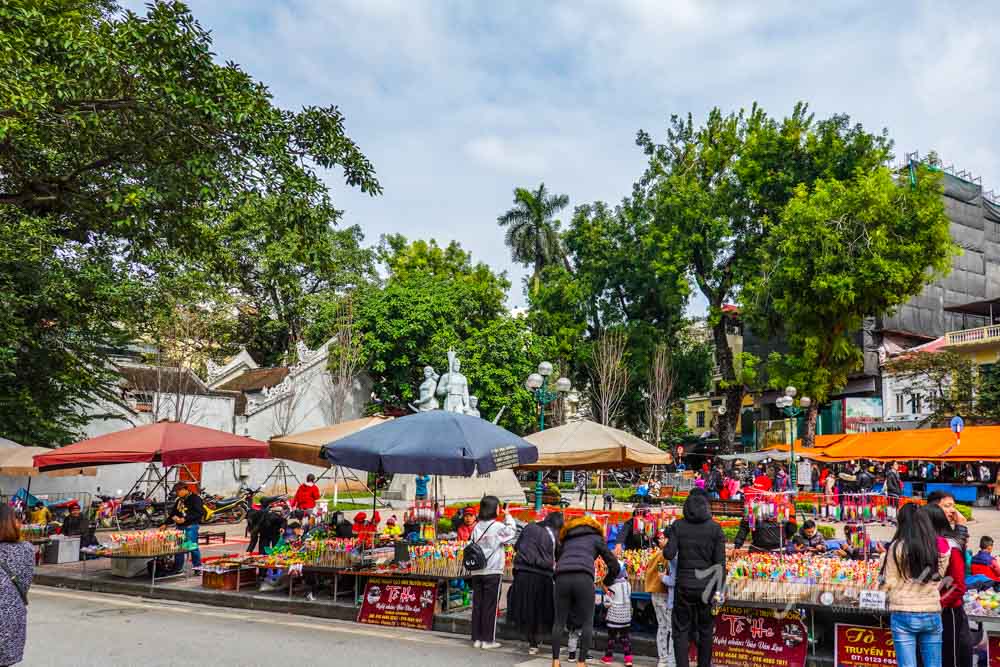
[357,576,437,631]
[835,624,896,667]
[990,634,1000,667]
[690,605,807,667]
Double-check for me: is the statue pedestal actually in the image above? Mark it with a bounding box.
[384,470,526,507]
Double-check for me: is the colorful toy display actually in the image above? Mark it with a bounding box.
[100,529,188,556]
[19,524,50,541]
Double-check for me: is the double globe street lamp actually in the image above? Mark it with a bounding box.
[525,361,573,512]
[775,386,811,493]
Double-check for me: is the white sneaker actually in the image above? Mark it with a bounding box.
[305,592,316,602]
[528,646,539,655]
[473,640,482,649]
[481,642,502,650]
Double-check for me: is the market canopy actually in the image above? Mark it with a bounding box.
[34,421,270,472]
[0,445,97,477]
[718,451,794,463]
[321,410,538,476]
[517,419,672,471]
[268,416,393,468]
[765,426,1000,463]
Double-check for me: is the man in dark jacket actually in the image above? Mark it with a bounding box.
[663,491,725,667]
[788,520,826,554]
[165,482,205,571]
[733,514,784,553]
[885,461,903,498]
[614,506,653,554]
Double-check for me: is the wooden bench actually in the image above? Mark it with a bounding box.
[709,500,744,517]
[198,531,227,545]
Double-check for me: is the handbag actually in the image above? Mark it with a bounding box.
[0,556,29,606]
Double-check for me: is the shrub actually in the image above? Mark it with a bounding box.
[722,526,739,543]
[795,502,816,515]
[437,518,453,533]
[955,504,974,522]
[818,525,836,539]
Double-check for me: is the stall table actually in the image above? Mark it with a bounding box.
[104,549,195,593]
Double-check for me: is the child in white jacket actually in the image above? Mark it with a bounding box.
[602,560,633,666]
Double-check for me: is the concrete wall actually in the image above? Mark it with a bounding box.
[6,361,371,499]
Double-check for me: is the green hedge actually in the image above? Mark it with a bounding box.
[723,526,739,543]
[818,525,836,539]
[956,503,974,521]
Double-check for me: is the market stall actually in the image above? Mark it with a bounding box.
[33,421,270,516]
[518,419,672,508]
[268,416,393,499]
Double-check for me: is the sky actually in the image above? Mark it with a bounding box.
[126,1,1000,314]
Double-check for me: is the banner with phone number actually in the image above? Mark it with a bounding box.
[835,624,895,667]
[690,605,807,667]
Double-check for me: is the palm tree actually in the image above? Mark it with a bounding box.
[496,183,570,291]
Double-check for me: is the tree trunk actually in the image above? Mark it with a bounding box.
[712,316,742,454]
[803,402,818,448]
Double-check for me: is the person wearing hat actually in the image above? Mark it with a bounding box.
[164,482,205,571]
[456,507,477,541]
[383,515,402,538]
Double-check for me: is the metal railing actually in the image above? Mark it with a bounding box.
[945,324,1000,346]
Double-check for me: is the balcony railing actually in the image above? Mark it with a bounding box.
[945,324,1000,346]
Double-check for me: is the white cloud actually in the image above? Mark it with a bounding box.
[125,0,1000,314]
[464,135,549,174]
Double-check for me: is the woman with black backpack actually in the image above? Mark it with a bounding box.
[508,512,564,655]
[466,496,517,650]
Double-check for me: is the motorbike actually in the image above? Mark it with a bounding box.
[96,492,157,530]
[202,485,254,525]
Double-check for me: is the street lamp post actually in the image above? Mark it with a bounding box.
[526,361,572,513]
[775,386,811,494]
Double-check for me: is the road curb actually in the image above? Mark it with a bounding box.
[33,571,661,657]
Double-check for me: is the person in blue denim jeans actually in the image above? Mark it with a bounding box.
[882,504,951,667]
[165,482,205,572]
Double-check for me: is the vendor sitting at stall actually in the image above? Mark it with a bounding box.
[328,511,353,538]
[352,511,380,546]
[29,501,54,526]
[734,511,787,553]
[788,520,826,554]
[456,507,477,542]
[615,506,655,554]
[383,515,402,539]
[972,536,1000,579]
[833,524,886,560]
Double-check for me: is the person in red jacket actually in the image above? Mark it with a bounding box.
[293,474,322,520]
[926,504,972,667]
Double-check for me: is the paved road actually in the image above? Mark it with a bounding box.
[24,588,654,667]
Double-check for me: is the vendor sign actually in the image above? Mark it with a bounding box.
[835,624,896,667]
[991,634,1000,667]
[690,605,807,667]
[357,576,437,631]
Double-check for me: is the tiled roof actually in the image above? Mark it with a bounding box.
[216,367,289,392]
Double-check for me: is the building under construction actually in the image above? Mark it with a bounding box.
[745,153,1000,446]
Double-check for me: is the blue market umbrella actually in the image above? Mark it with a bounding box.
[321,410,538,476]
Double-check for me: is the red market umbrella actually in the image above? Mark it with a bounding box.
[33,421,270,471]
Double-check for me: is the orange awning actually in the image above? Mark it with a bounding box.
[785,426,1000,462]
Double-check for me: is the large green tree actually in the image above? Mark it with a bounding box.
[497,183,570,292]
[635,103,893,451]
[526,200,710,436]
[308,237,551,434]
[746,165,954,445]
[0,1,379,443]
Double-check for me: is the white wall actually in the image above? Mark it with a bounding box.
[9,359,371,498]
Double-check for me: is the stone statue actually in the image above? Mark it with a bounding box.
[436,350,470,414]
[465,395,481,418]
[413,366,440,412]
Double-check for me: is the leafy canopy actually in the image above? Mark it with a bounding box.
[0,0,379,443]
[747,165,955,409]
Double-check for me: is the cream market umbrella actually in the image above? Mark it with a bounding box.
[518,420,672,470]
[268,416,394,468]
[268,416,394,504]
